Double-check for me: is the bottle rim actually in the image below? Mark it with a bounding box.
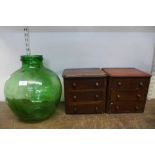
[20,55,43,61]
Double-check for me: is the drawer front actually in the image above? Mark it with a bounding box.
[65,102,105,114]
[110,90,146,102]
[109,101,145,113]
[65,77,106,90]
[68,90,105,103]
[110,77,150,91]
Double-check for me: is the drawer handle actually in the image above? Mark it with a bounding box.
[137,94,142,99]
[117,94,121,99]
[95,82,99,87]
[116,105,119,110]
[72,82,77,88]
[73,107,77,113]
[117,82,122,86]
[95,106,98,112]
[135,105,139,110]
[139,82,144,87]
[95,94,100,99]
[110,102,114,105]
[73,95,77,101]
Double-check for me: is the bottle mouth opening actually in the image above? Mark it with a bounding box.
[20,55,43,61]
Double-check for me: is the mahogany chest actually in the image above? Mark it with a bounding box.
[103,68,151,113]
[63,68,107,114]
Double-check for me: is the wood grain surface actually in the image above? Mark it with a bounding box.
[63,68,107,78]
[103,68,151,77]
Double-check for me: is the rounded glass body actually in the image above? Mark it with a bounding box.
[4,55,62,122]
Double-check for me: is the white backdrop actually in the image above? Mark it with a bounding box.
[0,26,155,101]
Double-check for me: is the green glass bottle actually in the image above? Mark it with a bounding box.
[4,55,62,122]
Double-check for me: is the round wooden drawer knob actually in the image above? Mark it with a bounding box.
[135,106,139,110]
[73,107,77,113]
[137,94,142,98]
[73,95,77,101]
[95,94,99,99]
[116,105,119,110]
[117,82,122,86]
[139,82,144,87]
[117,94,121,99]
[72,82,77,88]
[95,106,98,112]
[95,82,99,87]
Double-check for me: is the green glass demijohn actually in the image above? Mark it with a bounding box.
[4,55,62,122]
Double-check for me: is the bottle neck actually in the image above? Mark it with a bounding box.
[21,55,43,69]
[22,61,43,69]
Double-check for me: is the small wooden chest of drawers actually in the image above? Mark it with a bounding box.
[63,68,107,114]
[103,68,151,113]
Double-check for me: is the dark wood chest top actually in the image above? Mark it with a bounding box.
[63,68,107,78]
[103,68,151,77]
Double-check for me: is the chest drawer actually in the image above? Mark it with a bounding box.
[66,102,105,114]
[64,77,106,91]
[68,90,105,103]
[110,77,150,91]
[110,90,146,102]
[109,101,145,113]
